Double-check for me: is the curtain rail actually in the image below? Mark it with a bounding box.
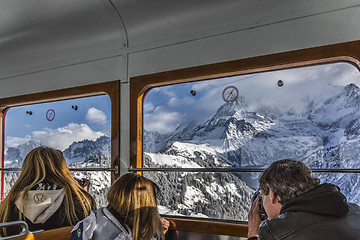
[0,167,118,172]
[2,167,359,173]
[129,167,360,173]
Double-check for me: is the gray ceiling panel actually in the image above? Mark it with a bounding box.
[0,0,126,79]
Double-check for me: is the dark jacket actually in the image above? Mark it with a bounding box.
[259,183,360,240]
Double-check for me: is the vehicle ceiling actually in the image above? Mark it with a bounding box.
[0,0,359,80]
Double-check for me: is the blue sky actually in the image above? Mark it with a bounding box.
[144,62,360,134]
[5,95,111,151]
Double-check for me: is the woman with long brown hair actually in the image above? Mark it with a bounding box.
[0,146,96,236]
[71,173,169,240]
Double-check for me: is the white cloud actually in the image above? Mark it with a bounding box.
[6,123,103,151]
[144,107,184,133]
[144,102,155,113]
[330,62,360,86]
[167,96,196,108]
[163,90,177,98]
[6,136,30,148]
[86,107,107,124]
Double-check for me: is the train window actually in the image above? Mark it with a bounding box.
[142,62,360,221]
[2,95,111,207]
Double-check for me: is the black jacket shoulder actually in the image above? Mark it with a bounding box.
[259,184,360,240]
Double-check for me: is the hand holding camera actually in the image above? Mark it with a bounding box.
[247,189,268,238]
[251,189,268,221]
[75,177,91,192]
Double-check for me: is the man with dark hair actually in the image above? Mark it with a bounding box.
[247,159,360,240]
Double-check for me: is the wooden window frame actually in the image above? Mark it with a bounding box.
[130,41,360,237]
[0,80,120,181]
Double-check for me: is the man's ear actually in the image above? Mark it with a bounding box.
[270,190,281,204]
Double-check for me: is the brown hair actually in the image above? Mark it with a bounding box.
[259,159,320,204]
[107,173,163,240]
[0,146,95,230]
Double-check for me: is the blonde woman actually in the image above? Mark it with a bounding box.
[71,173,169,240]
[0,146,96,236]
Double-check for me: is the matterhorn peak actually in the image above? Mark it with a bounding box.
[344,83,360,98]
[336,83,360,110]
[213,96,248,118]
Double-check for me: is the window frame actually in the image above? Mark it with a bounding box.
[0,81,120,193]
[130,41,360,237]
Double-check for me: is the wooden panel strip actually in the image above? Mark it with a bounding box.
[167,217,248,237]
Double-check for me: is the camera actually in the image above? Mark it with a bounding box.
[251,189,267,221]
[75,177,85,187]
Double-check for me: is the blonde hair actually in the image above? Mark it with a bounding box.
[0,146,95,228]
[107,173,163,240]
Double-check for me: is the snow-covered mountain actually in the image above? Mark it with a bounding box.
[4,140,40,168]
[4,136,111,207]
[64,135,110,165]
[144,83,360,220]
[144,143,254,220]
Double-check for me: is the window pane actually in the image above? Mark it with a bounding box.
[3,95,111,207]
[144,171,258,221]
[314,173,360,204]
[143,62,360,220]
